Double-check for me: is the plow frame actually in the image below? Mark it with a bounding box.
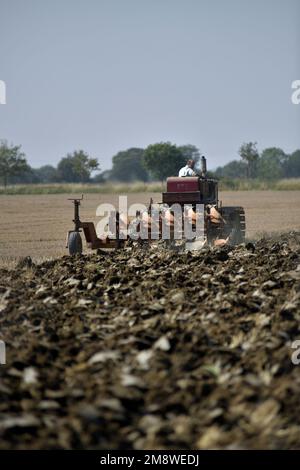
[66,195,246,255]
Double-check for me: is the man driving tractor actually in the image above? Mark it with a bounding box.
[178,159,197,177]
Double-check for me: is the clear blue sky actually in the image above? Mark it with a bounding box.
[0,0,299,171]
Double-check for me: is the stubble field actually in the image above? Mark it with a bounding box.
[0,191,300,266]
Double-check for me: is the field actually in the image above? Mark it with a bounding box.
[0,191,300,449]
[1,191,300,266]
[0,232,299,449]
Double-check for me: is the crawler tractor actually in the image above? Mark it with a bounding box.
[66,157,245,255]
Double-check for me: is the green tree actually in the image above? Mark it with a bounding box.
[92,170,112,183]
[110,148,149,182]
[10,166,39,184]
[257,148,286,180]
[0,140,29,187]
[238,142,259,178]
[178,144,200,160]
[34,165,59,183]
[178,144,201,171]
[57,150,99,182]
[283,150,300,178]
[214,160,248,178]
[143,142,185,181]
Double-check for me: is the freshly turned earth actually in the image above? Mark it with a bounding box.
[0,233,299,449]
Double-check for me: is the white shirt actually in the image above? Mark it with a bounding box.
[178,165,196,177]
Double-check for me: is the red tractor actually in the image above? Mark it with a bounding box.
[67,157,245,255]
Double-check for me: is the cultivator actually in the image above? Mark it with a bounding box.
[66,157,246,255]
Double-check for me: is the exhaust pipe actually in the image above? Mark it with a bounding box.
[201,156,207,177]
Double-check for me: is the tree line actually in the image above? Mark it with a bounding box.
[0,139,299,187]
[215,142,300,181]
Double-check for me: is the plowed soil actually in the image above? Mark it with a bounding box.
[0,233,299,449]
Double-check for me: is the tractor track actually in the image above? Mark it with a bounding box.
[0,232,299,449]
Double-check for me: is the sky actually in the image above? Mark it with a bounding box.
[0,0,299,171]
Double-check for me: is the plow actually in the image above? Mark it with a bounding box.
[66,157,246,255]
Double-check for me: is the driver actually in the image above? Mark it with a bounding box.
[178,159,197,177]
